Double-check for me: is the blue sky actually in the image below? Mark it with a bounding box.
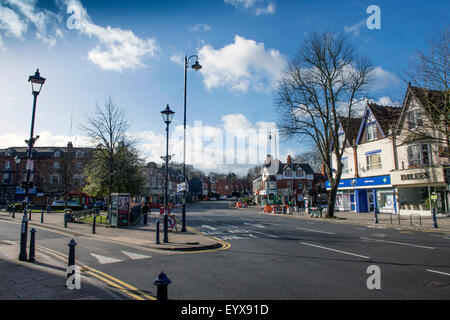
[0,0,448,174]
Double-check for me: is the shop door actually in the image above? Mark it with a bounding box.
[368,192,374,212]
[350,193,355,211]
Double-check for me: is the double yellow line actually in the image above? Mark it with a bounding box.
[35,245,156,300]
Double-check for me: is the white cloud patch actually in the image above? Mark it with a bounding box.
[0,114,278,175]
[344,19,366,37]
[224,0,275,16]
[64,0,158,72]
[190,23,211,32]
[371,66,401,91]
[198,35,287,92]
[0,0,60,48]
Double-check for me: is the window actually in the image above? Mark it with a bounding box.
[76,162,83,170]
[296,170,304,177]
[341,158,349,174]
[407,111,424,129]
[367,154,382,170]
[367,112,376,122]
[76,151,83,159]
[53,162,60,169]
[285,169,292,177]
[5,161,10,169]
[367,123,377,141]
[307,181,312,189]
[51,174,61,184]
[54,150,61,158]
[407,144,430,166]
[2,173,9,184]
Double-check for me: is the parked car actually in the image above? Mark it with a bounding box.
[94,200,107,210]
[210,197,217,201]
[67,201,80,207]
[219,195,227,200]
[52,200,66,206]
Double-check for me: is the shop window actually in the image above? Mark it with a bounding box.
[367,123,377,141]
[367,153,382,170]
[407,144,430,167]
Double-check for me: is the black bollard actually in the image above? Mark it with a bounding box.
[28,209,32,221]
[66,239,77,286]
[432,208,438,228]
[29,228,36,262]
[18,214,29,261]
[374,207,379,224]
[92,215,96,234]
[153,271,171,300]
[156,221,160,244]
[41,208,44,224]
[12,205,15,219]
[64,213,68,228]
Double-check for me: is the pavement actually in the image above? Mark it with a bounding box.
[250,206,450,233]
[0,209,221,251]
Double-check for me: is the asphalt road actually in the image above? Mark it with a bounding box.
[1,201,449,300]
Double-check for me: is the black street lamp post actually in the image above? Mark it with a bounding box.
[182,55,202,232]
[14,156,21,203]
[24,69,45,213]
[161,105,175,243]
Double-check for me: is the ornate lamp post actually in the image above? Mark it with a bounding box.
[24,69,45,212]
[181,55,202,232]
[161,104,175,243]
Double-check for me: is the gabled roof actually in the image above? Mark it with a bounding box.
[338,117,363,146]
[356,103,401,144]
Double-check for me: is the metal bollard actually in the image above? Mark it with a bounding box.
[153,271,171,300]
[28,209,32,221]
[398,213,401,225]
[41,208,44,223]
[18,214,29,261]
[143,213,148,225]
[64,213,68,228]
[390,212,392,224]
[66,239,77,286]
[92,215,96,234]
[12,205,15,219]
[419,215,422,227]
[410,215,413,227]
[156,221,160,244]
[29,228,36,262]
[432,208,438,229]
[374,208,379,224]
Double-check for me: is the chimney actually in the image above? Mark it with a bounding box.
[287,155,292,166]
[321,163,326,176]
[67,141,73,150]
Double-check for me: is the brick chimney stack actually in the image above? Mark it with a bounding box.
[287,155,292,166]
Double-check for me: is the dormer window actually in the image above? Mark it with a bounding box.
[407,111,423,129]
[54,150,61,158]
[368,112,375,123]
[296,170,304,177]
[285,169,292,177]
[367,123,377,141]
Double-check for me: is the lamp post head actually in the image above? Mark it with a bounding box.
[160,104,175,124]
[191,60,202,71]
[28,69,46,94]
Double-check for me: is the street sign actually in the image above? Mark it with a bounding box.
[431,193,438,200]
[177,182,187,192]
[168,215,177,228]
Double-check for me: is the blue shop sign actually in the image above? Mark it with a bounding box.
[326,175,391,189]
[15,187,37,195]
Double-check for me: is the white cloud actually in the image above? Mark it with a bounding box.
[198,35,287,92]
[169,53,184,66]
[190,23,211,32]
[0,114,278,176]
[371,66,401,91]
[64,0,158,71]
[344,19,366,37]
[224,0,276,16]
[0,4,27,39]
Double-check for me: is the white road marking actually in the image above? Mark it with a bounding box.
[264,222,281,226]
[243,223,266,229]
[299,242,370,259]
[251,230,279,238]
[296,227,335,235]
[426,269,450,277]
[90,253,123,265]
[206,219,216,222]
[360,237,435,250]
[121,251,151,260]
[200,225,217,231]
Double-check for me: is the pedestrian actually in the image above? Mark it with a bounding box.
[142,202,150,215]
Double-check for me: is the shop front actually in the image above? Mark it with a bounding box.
[391,166,449,216]
[326,175,393,213]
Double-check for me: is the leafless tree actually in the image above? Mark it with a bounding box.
[276,32,374,217]
[402,29,450,161]
[80,97,130,207]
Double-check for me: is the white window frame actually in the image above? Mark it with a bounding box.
[366,153,382,170]
[407,144,431,167]
[285,169,292,177]
[296,170,304,177]
[367,123,377,141]
[341,158,349,174]
[53,161,60,169]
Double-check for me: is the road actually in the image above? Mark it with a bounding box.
[1,201,449,299]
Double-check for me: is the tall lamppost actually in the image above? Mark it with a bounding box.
[14,156,21,203]
[182,55,202,232]
[161,104,175,243]
[25,69,45,212]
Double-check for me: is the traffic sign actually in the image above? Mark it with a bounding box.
[177,182,187,192]
[168,215,177,228]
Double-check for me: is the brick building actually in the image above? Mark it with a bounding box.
[0,142,94,204]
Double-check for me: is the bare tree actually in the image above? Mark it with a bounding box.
[276,32,374,217]
[403,29,450,161]
[80,97,131,207]
[294,149,323,173]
